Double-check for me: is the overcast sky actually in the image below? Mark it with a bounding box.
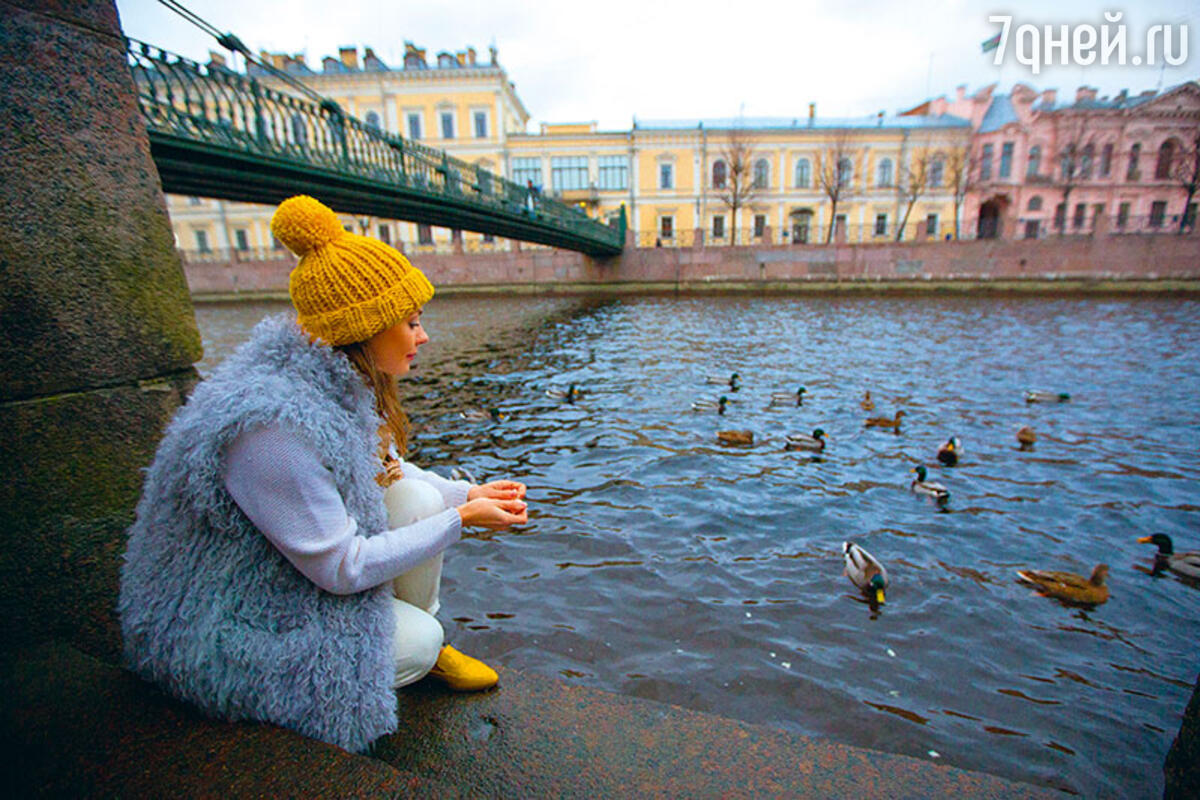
[116,0,1198,130]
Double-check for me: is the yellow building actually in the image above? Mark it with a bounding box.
[166,44,971,256]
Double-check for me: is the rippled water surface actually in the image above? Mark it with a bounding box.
[195,293,1200,797]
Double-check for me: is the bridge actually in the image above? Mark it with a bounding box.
[126,39,625,257]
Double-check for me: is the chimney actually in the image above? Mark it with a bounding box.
[1040,88,1057,107]
[467,46,477,66]
[877,110,884,127]
[489,44,498,65]
[1075,85,1097,104]
[338,46,358,70]
[808,102,816,126]
[208,50,226,68]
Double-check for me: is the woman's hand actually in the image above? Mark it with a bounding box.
[456,497,527,531]
[468,480,526,501]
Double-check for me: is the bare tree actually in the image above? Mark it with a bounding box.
[1167,128,1200,233]
[714,119,758,245]
[895,146,932,241]
[1053,114,1093,235]
[816,130,854,244]
[944,145,973,240]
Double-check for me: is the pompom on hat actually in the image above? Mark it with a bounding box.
[271,195,434,346]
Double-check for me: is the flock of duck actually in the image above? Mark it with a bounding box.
[682,372,1200,609]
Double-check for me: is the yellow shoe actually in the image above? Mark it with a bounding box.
[427,645,499,691]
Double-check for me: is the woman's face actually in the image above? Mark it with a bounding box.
[365,310,429,375]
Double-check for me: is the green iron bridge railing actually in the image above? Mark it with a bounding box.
[126,39,625,257]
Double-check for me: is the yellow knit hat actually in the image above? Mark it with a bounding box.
[271,195,434,346]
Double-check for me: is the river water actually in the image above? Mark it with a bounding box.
[194,293,1200,797]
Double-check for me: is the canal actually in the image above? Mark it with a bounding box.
[195,292,1200,797]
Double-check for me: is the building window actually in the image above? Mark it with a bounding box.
[876,158,893,188]
[659,215,674,239]
[1100,143,1113,177]
[194,230,209,252]
[712,159,727,189]
[795,158,811,188]
[1127,143,1141,181]
[834,213,847,236]
[597,155,628,190]
[1054,203,1066,231]
[377,224,390,244]
[407,113,421,140]
[271,235,283,250]
[1117,202,1130,228]
[188,196,202,206]
[999,142,1013,178]
[1081,144,1094,180]
[1024,220,1040,239]
[753,214,766,237]
[1026,145,1042,177]
[473,111,488,138]
[233,229,249,251]
[511,157,542,188]
[1028,195,1043,211]
[929,157,944,188]
[791,210,812,243]
[712,215,725,238]
[482,232,495,243]
[551,156,588,191]
[659,163,673,190]
[979,144,993,180]
[440,111,454,139]
[1073,203,1086,229]
[874,213,888,236]
[925,213,938,238]
[1155,140,1176,180]
[417,224,433,244]
[1149,200,1167,228]
[837,158,853,187]
[365,111,381,132]
[753,159,769,189]
[1092,203,1105,229]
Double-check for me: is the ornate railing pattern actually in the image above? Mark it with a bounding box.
[125,39,625,256]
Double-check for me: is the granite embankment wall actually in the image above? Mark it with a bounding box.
[185,232,1200,296]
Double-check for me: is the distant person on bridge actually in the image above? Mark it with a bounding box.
[119,194,528,752]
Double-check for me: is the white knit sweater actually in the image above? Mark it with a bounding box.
[225,424,469,595]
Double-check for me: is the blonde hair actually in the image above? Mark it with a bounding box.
[337,341,410,461]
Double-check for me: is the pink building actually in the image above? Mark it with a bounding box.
[909,81,1200,239]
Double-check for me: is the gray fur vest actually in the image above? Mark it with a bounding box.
[118,315,397,752]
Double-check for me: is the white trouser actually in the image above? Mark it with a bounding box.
[383,478,447,687]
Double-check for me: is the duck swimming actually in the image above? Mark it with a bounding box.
[1138,534,1200,580]
[459,407,505,422]
[1026,391,1070,403]
[1017,426,1037,449]
[860,391,875,412]
[691,396,729,415]
[706,372,740,391]
[936,437,962,466]
[785,428,827,452]
[843,542,888,605]
[769,386,807,406]
[1017,564,1109,606]
[910,465,949,506]
[866,410,905,430]
[717,430,754,446]
[546,383,581,403]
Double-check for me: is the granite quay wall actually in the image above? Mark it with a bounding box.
[184,232,1200,297]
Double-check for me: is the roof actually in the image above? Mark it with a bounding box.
[978,94,1017,133]
[633,114,970,131]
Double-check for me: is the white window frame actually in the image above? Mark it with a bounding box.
[472,109,489,139]
[794,158,811,188]
[659,162,674,190]
[439,110,456,140]
[597,155,628,190]
[406,112,422,140]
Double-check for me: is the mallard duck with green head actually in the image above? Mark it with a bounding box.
[546,383,581,403]
[691,396,729,415]
[769,386,807,406]
[705,372,740,391]
[1138,534,1200,579]
[785,428,827,452]
[844,541,888,605]
[936,437,962,466]
[460,407,505,422]
[1017,564,1109,606]
[1026,391,1070,403]
[910,465,949,506]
